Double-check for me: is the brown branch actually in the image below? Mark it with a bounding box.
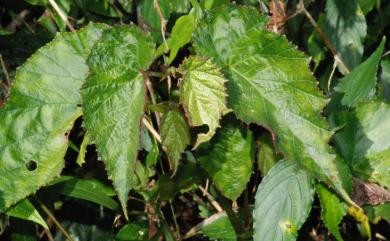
[39,201,75,241]
[48,0,75,32]
[142,117,162,143]
[0,54,10,88]
[295,0,350,74]
[153,0,169,52]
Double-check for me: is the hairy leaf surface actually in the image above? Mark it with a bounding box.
[253,160,314,241]
[81,25,155,215]
[0,23,107,211]
[316,183,347,241]
[161,107,191,172]
[198,118,254,200]
[194,5,352,203]
[179,56,228,148]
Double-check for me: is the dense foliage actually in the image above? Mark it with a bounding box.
[0,0,389,240]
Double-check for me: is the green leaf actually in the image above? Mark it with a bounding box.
[201,213,236,241]
[364,203,390,224]
[139,0,171,42]
[76,131,91,166]
[194,5,353,204]
[81,25,155,216]
[158,163,204,200]
[257,134,280,176]
[179,56,228,148]
[82,0,119,17]
[24,0,48,6]
[0,23,107,211]
[198,118,254,200]
[118,0,133,13]
[330,102,390,189]
[253,160,315,241]
[203,0,230,10]
[323,0,367,71]
[55,221,115,241]
[316,183,347,241]
[161,106,191,172]
[329,38,386,110]
[358,0,377,15]
[47,176,118,210]
[167,15,195,64]
[380,58,390,102]
[116,220,149,241]
[6,199,48,229]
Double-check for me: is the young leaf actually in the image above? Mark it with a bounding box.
[253,160,314,241]
[329,38,386,110]
[198,118,254,200]
[323,0,367,71]
[157,15,195,63]
[316,183,347,241]
[330,102,390,189]
[81,25,155,216]
[179,56,229,148]
[194,5,353,204]
[160,106,191,172]
[0,23,107,211]
[76,131,91,166]
[7,198,48,229]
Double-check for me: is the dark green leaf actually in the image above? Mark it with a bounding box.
[55,222,115,241]
[48,176,118,210]
[253,160,314,241]
[161,107,191,172]
[330,102,390,189]
[201,213,236,241]
[81,25,155,215]
[6,199,48,229]
[358,0,377,14]
[257,134,280,176]
[0,23,107,211]
[179,56,229,148]
[194,5,353,204]
[380,58,390,102]
[158,163,204,200]
[323,0,367,71]
[116,220,148,241]
[198,118,254,200]
[316,183,347,241]
[139,0,170,42]
[329,38,386,110]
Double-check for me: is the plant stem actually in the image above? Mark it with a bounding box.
[48,0,75,32]
[38,201,75,241]
[142,70,161,127]
[296,0,350,74]
[169,201,181,240]
[199,186,223,213]
[216,191,246,241]
[142,117,162,143]
[0,54,10,88]
[153,0,169,52]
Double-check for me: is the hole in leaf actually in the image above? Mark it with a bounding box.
[26,160,37,171]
